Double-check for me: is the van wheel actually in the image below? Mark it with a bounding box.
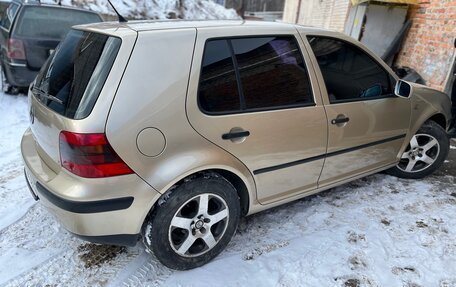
[1,65,19,95]
[387,121,449,179]
[143,174,240,270]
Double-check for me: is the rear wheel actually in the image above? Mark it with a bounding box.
[1,65,19,95]
[143,174,240,270]
[387,121,449,179]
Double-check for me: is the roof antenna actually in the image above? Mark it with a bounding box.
[106,0,128,23]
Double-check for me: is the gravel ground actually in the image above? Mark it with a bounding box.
[0,92,455,287]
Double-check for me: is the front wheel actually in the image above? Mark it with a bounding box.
[387,121,449,179]
[143,174,240,270]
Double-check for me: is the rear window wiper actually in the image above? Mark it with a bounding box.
[32,86,63,105]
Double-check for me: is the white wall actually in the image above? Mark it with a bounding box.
[283,0,350,32]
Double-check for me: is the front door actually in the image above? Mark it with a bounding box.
[187,26,328,204]
[305,35,411,186]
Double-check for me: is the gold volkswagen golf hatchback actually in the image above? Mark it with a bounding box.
[21,20,452,270]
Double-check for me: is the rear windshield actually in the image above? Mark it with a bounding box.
[33,30,121,119]
[14,6,102,39]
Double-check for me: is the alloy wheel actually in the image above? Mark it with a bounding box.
[168,193,229,257]
[397,134,440,173]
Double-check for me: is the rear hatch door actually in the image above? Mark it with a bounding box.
[29,29,124,173]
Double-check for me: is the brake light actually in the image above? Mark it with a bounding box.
[7,38,26,60]
[59,131,133,178]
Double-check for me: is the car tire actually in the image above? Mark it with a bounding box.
[143,173,240,270]
[387,121,449,179]
[1,65,19,95]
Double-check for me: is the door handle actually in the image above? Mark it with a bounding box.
[331,116,350,125]
[222,130,250,140]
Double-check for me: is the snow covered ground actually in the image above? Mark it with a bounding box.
[0,91,455,287]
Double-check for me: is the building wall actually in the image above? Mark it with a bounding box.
[225,0,285,12]
[282,0,350,32]
[396,0,456,91]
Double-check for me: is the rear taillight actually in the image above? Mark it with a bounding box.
[59,131,133,178]
[7,38,26,60]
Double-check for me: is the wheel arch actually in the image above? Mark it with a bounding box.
[388,112,450,179]
[426,113,447,130]
[139,166,254,234]
[398,111,449,162]
[409,111,449,141]
[211,168,250,216]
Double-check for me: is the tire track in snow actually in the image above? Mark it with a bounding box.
[112,251,172,287]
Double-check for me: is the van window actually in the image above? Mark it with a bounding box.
[14,6,101,39]
[33,30,120,119]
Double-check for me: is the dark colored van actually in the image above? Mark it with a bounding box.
[0,0,102,94]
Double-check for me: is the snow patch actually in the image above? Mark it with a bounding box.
[0,93,32,231]
[0,193,35,230]
[0,247,61,285]
[144,223,152,246]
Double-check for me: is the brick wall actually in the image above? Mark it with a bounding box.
[396,0,456,91]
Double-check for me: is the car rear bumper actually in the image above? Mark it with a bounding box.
[2,61,37,88]
[34,180,134,213]
[21,128,161,246]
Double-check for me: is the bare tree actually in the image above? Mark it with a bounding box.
[233,0,246,19]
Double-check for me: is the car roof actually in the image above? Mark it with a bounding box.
[76,19,330,34]
[127,20,291,31]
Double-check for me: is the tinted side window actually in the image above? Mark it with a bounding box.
[308,36,394,103]
[1,3,19,30]
[199,39,241,113]
[232,36,313,110]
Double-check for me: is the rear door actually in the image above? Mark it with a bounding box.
[187,25,328,204]
[12,6,102,71]
[304,35,411,187]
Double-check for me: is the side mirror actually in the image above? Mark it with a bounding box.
[394,80,412,98]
